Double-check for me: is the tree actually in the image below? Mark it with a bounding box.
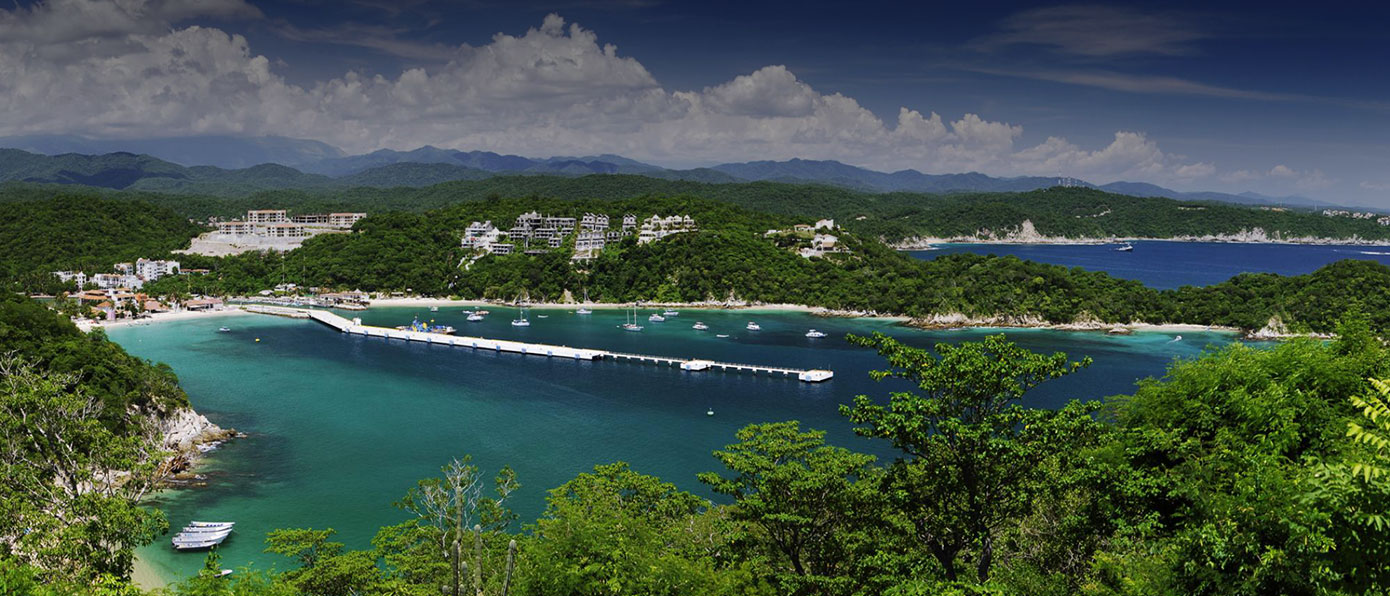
[395,456,519,596]
[0,355,168,582]
[698,422,881,595]
[519,462,767,596]
[263,528,383,595]
[842,332,1092,583]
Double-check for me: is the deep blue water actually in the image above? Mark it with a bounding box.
[909,242,1390,289]
[112,308,1244,582]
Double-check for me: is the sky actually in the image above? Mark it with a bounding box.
[1,0,1388,205]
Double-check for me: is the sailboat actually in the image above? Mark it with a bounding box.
[621,304,644,332]
[511,292,531,327]
[576,289,593,315]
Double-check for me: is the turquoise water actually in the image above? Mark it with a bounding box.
[910,242,1390,289]
[112,307,1242,581]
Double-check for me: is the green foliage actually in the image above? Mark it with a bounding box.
[843,333,1095,584]
[699,422,881,595]
[0,194,202,291]
[518,462,769,596]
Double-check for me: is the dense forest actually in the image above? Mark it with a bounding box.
[0,293,190,590]
[4,297,1389,595]
[4,175,1389,243]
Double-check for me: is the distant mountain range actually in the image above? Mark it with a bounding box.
[0,135,1338,209]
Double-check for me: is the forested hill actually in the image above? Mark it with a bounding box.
[0,194,203,283]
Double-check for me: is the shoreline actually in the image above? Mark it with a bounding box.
[889,226,1390,249]
[81,308,251,332]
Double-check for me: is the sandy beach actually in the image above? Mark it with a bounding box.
[80,308,250,332]
[132,556,171,590]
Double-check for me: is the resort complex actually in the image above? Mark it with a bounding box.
[183,209,367,255]
[462,211,697,259]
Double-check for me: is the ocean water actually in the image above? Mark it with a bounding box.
[112,308,1243,581]
[909,241,1390,289]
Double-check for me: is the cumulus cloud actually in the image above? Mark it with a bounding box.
[0,4,1226,184]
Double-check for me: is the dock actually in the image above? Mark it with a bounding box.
[261,309,832,382]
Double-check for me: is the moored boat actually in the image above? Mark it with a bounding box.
[648,313,666,322]
[805,329,827,338]
[692,322,709,330]
[746,321,761,331]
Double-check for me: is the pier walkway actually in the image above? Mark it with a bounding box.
[263,309,832,383]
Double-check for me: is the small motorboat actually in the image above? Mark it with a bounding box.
[805,329,827,338]
[746,321,761,331]
[1115,242,1134,252]
[576,307,592,315]
[171,520,235,551]
[716,334,730,338]
[217,327,231,333]
[216,570,234,578]
[537,314,549,318]
[511,318,530,327]
[429,306,439,312]
[648,313,666,322]
[692,322,709,330]
[706,408,714,416]
[467,312,485,322]
[663,309,679,317]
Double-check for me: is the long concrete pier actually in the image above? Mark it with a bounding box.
[272,309,832,382]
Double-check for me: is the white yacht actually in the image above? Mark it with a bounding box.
[621,306,644,332]
[692,321,709,330]
[805,329,827,338]
[662,309,679,317]
[511,306,530,327]
[746,321,761,331]
[648,313,666,322]
[467,311,484,322]
[429,306,439,312]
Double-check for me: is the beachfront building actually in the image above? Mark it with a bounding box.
[247,209,288,224]
[135,258,179,281]
[91,273,143,289]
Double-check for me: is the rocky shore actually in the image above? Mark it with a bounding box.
[153,407,239,486]
[890,220,1390,249]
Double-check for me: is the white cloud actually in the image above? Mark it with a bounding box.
[0,5,1243,186]
[1269,164,1297,178]
[1362,181,1390,192]
[973,5,1207,57]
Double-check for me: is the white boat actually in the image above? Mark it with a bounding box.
[511,317,530,327]
[537,314,549,318]
[172,533,231,550]
[467,312,484,322]
[746,321,761,331]
[1116,242,1134,252]
[576,289,592,314]
[216,570,234,578]
[716,334,730,338]
[692,322,709,330]
[187,521,235,528]
[805,329,827,338]
[648,313,666,322]
[662,309,679,317]
[217,327,230,332]
[706,408,714,416]
[621,305,644,332]
[429,306,439,312]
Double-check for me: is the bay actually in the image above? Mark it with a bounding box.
[111,307,1242,581]
[909,241,1390,289]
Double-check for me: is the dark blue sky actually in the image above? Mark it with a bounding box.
[3,0,1388,204]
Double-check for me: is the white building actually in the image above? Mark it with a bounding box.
[815,218,835,231]
[265,223,307,238]
[246,209,288,224]
[637,214,697,244]
[217,221,254,236]
[54,271,87,287]
[462,221,502,249]
[329,213,366,228]
[581,213,609,230]
[92,273,142,289]
[135,258,179,281]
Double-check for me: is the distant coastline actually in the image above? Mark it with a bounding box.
[888,221,1390,249]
